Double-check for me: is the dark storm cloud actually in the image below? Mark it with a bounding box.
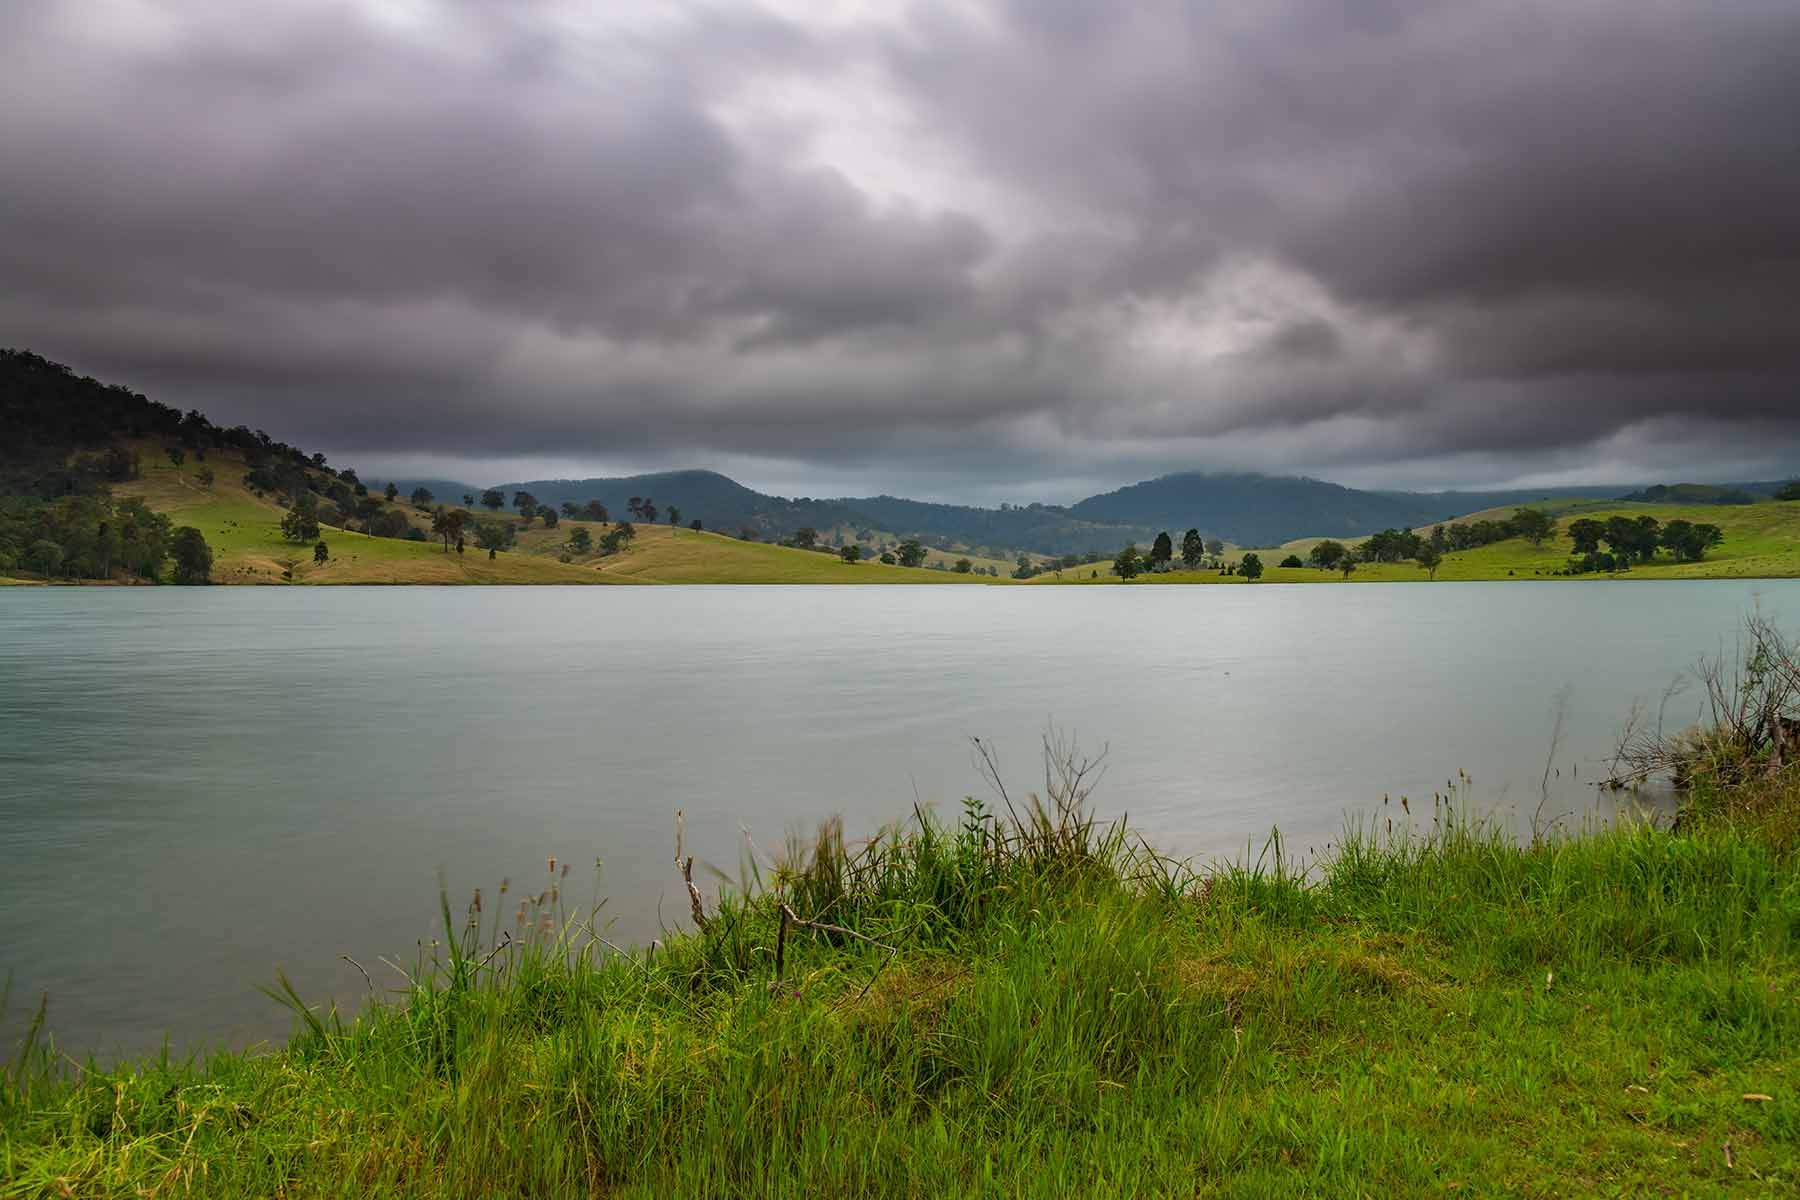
[3,0,1798,494]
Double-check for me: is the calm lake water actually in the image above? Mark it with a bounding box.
[3,582,1795,1058]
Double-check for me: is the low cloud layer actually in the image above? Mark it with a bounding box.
[4,0,1798,498]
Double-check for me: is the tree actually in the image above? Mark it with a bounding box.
[280,504,320,543]
[481,489,504,511]
[1206,538,1225,556]
[384,481,399,502]
[690,519,703,532]
[1279,554,1304,568]
[1181,528,1205,569]
[896,538,926,568]
[954,556,973,573]
[840,545,862,563]
[668,506,681,527]
[627,496,643,518]
[581,500,608,523]
[1604,515,1662,563]
[313,541,330,564]
[1308,540,1348,570]
[792,527,818,549]
[1150,531,1174,570]
[356,494,381,535]
[1778,481,1800,502]
[561,501,580,519]
[170,527,212,583]
[1339,558,1357,581]
[463,493,475,507]
[26,538,64,577]
[431,506,466,552]
[640,500,658,523]
[165,446,185,475]
[474,520,515,559]
[568,526,592,553]
[537,505,558,528]
[513,491,537,516]
[1113,543,1142,579]
[195,465,215,488]
[1416,543,1444,581]
[411,487,434,509]
[1510,507,1556,547]
[1238,552,1264,581]
[880,551,896,564]
[1661,520,1724,562]
[1567,518,1606,555]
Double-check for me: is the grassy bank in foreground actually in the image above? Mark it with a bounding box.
[5,767,1799,1198]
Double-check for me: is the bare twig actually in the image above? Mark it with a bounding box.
[340,955,374,994]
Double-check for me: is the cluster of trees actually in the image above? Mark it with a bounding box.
[0,353,223,583]
[1779,481,1800,502]
[1561,516,1722,574]
[1111,528,1228,578]
[0,492,209,583]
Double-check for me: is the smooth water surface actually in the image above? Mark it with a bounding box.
[3,582,1794,1057]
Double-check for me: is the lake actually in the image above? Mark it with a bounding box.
[2,581,1794,1058]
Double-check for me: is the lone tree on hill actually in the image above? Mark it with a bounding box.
[481,489,504,511]
[411,487,434,509]
[1181,528,1205,569]
[1339,557,1357,581]
[1150,531,1174,570]
[430,506,466,552]
[568,526,592,553]
[954,556,972,573]
[1113,543,1142,579]
[474,521,514,560]
[896,538,926,567]
[384,481,399,502]
[313,541,329,564]
[793,527,819,549]
[581,500,608,523]
[537,505,558,528]
[463,493,475,506]
[1417,543,1444,581]
[165,446,185,475]
[841,545,861,563]
[512,491,537,516]
[281,503,320,543]
[1239,552,1264,581]
[668,506,681,527]
[1511,507,1557,547]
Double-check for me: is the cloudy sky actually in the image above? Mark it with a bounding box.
[4,0,1798,501]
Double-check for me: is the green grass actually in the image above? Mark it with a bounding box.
[6,769,1799,1197]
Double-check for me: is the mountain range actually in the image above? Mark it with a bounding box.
[373,468,1767,559]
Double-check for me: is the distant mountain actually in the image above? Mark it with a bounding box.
[1617,483,1760,505]
[1066,472,1679,545]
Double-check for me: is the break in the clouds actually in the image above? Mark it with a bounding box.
[4,0,1799,498]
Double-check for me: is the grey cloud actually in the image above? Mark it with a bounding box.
[2,0,1799,495]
